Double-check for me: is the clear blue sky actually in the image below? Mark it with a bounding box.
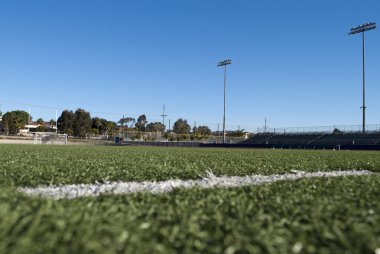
[0,0,379,132]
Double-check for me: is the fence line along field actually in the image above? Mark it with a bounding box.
[1,144,380,253]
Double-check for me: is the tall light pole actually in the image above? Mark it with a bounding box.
[217,59,232,143]
[349,22,376,133]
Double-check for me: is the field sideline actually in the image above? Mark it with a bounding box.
[1,144,380,253]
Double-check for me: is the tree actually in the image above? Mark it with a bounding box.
[92,117,102,133]
[36,125,49,132]
[192,125,211,139]
[146,122,165,133]
[57,110,75,134]
[74,108,92,138]
[90,128,99,136]
[135,114,148,131]
[91,117,117,136]
[173,118,191,134]
[36,118,44,125]
[49,119,56,128]
[91,117,102,136]
[103,120,117,136]
[193,125,211,136]
[119,117,135,127]
[2,110,30,135]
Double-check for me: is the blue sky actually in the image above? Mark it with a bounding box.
[0,0,379,131]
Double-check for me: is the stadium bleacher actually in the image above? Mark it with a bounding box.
[241,132,380,149]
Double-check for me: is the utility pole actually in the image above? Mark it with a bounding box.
[28,108,31,125]
[217,123,220,143]
[55,110,58,133]
[168,119,171,132]
[264,118,267,132]
[349,22,376,133]
[217,59,232,143]
[161,104,167,127]
[121,115,125,140]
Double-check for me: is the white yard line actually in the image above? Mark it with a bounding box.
[19,170,372,199]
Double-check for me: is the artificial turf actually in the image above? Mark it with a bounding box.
[0,144,379,253]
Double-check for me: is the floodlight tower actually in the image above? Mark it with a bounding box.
[349,22,376,133]
[217,59,232,143]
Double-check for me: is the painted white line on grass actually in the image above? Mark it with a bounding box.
[19,170,372,199]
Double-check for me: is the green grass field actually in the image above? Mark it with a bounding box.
[1,144,380,253]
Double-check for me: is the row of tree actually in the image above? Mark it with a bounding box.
[119,115,165,132]
[0,109,215,138]
[116,115,211,135]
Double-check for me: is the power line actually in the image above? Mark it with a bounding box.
[0,99,124,116]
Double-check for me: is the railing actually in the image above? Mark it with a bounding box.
[121,131,246,144]
[256,124,380,134]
